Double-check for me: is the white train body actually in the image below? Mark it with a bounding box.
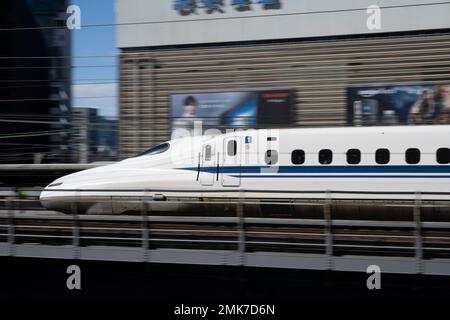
[40,126,450,214]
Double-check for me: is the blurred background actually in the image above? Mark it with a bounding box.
[0,0,117,164]
[0,0,449,164]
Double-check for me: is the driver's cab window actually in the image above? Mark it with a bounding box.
[136,143,170,157]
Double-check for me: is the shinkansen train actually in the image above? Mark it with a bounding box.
[40,125,450,215]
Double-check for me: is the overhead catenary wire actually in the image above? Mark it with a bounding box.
[0,78,118,83]
[0,125,175,138]
[0,130,70,139]
[0,119,118,126]
[0,82,118,89]
[0,96,118,103]
[0,55,117,59]
[0,113,119,120]
[0,142,74,147]
[0,65,117,70]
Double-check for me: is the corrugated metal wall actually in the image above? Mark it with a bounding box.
[119,31,450,159]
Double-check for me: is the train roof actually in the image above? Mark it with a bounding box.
[222,125,450,137]
[164,125,450,146]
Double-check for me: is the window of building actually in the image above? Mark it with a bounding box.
[405,148,420,164]
[205,145,212,161]
[291,150,305,165]
[265,150,278,165]
[227,140,237,156]
[375,149,390,164]
[319,149,333,165]
[347,149,361,165]
[437,148,450,164]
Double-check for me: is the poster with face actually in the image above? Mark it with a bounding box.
[171,92,257,134]
[347,85,450,126]
[170,90,294,136]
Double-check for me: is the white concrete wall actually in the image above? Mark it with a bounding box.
[116,0,450,47]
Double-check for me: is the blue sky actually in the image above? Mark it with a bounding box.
[72,0,118,118]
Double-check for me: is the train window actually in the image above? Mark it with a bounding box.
[347,149,361,165]
[319,149,333,165]
[265,150,278,165]
[227,140,237,156]
[136,143,170,157]
[205,145,212,161]
[437,148,450,164]
[291,150,305,165]
[406,148,420,164]
[376,149,390,164]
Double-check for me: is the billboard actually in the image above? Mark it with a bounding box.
[347,85,450,126]
[171,89,294,136]
[117,0,450,48]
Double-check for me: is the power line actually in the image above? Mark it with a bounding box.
[0,130,69,139]
[0,78,118,83]
[0,127,117,139]
[0,55,116,59]
[74,81,118,85]
[0,142,71,147]
[75,82,119,88]
[0,2,449,32]
[0,113,71,119]
[0,112,119,120]
[0,65,117,70]
[0,145,65,152]
[0,119,117,126]
[0,82,118,89]
[0,96,117,103]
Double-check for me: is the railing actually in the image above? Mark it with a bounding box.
[1,189,450,275]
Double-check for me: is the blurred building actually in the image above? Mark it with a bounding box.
[116,0,450,159]
[92,115,118,162]
[70,108,118,163]
[71,108,97,164]
[0,0,71,163]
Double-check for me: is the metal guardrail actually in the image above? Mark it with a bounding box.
[1,189,450,275]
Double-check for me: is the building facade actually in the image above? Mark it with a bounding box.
[70,107,118,163]
[0,0,71,163]
[116,0,450,159]
[70,108,98,164]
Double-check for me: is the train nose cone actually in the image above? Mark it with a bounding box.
[40,181,72,214]
[39,192,51,210]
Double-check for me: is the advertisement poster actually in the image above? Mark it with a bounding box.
[171,90,294,135]
[347,84,450,126]
[257,90,294,127]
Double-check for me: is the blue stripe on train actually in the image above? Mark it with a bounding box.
[182,165,450,175]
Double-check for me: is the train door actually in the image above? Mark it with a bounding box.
[222,137,241,187]
[200,143,215,186]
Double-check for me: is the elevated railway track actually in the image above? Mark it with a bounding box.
[1,188,450,275]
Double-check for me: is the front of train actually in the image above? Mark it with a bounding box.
[39,136,206,214]
[39,157,152,214]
